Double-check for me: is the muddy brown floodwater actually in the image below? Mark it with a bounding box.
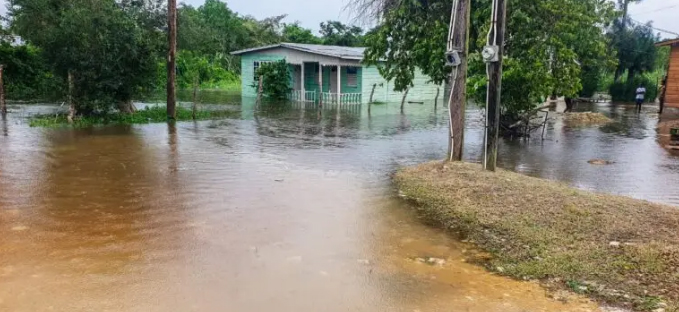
[1,98,678,312]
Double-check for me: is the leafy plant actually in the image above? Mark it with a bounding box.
[253,60,291,100]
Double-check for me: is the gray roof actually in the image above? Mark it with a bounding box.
[231,43,366,60]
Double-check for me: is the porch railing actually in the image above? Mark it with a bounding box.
[340,93,362,105]
[288,91,363,106]
[320,92,362,105]
[288,90,319,103]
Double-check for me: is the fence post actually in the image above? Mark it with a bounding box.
[256,75,263,106]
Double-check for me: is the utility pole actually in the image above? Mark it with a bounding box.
[446,0,471,161]
[483,0,507,171]
[167,0,177,120]
[0,65,6,117]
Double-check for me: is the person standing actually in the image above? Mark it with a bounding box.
[635,85,646,113]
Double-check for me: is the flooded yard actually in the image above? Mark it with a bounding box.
[1,97,678,311]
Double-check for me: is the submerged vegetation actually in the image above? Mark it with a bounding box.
[564,112,613,126]
[29,106,237,128]
[395,161,679,310]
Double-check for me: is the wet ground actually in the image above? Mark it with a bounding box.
[1,97,677,311]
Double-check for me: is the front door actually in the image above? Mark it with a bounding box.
[329,66,338,93]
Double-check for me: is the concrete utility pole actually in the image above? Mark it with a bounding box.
[483,0,507,171]
[446,0,471,161]
[167,0,177,120]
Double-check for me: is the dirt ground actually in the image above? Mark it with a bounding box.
[395,161,679,311]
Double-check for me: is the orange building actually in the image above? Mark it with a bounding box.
[657,38,679,110]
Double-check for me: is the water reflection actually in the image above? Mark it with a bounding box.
[1,97,678,311]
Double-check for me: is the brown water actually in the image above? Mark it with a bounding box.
[1,97,677,312]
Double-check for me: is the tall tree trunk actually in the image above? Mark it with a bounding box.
[627,68,635,84]
[400,87,409,112]
[67,71,75,124]
[448,0,472,161]
[0,65,6,117]
[166,0,177,120]
[622,0,630,29]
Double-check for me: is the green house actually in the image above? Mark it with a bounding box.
[231,43,443,105]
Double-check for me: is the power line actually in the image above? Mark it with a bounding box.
[628,17,679,37]
[633,4,679,16]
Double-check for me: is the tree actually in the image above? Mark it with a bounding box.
[320,21,364,47]
[357,0,615,124]
[283,23,322,44]
[0,42,62,100]
[9,0,163,115]
[609,20,658,83]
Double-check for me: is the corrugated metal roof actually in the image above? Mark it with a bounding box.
[656,38,679,47]
[231,43,366,60]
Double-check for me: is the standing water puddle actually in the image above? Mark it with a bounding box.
[1,98,678,311]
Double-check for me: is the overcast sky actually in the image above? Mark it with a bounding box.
[1,0,677,37]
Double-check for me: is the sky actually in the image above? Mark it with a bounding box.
[0,0,677,37]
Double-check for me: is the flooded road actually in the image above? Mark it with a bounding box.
[1,98,677,311]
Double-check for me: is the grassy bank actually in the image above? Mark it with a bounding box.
[30,106,237,128]
[395,161,679,311]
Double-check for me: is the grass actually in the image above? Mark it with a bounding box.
[564,112,613,125]
[394,161,679,311]
[29,105,238,128]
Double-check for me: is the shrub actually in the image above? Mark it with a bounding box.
[253,60,290,100]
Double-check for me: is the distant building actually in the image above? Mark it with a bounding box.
[231,43,443,105]
[656,38,679,111]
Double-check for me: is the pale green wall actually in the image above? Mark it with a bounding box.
[240,54,285,97]
[361,66,442,103]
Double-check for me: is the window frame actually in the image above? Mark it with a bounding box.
[346,67,359,87]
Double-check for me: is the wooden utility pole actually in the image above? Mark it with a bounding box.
[67,71,75,124]
[0,65,6,117]
[167,0,177,120]
[447,0,471,161]
[483,0,507,171]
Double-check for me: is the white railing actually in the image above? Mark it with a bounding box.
[340,93,362,105]
[289,90,319,103]
[288,90,303,102]
[321,92,338,105]
[303,91,317,103]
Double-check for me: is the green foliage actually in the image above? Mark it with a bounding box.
[283,22,322,44]
[320,21,364,47]
[0,42,63,100]
[253,60,291,100]
[29,105,237,127]
[176,51,240,90]
[609,19,659,83]
[362,0,616,116]
[9,0,164,115]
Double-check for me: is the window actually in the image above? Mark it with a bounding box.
[253,61,272,81]
[346,67,358,87]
